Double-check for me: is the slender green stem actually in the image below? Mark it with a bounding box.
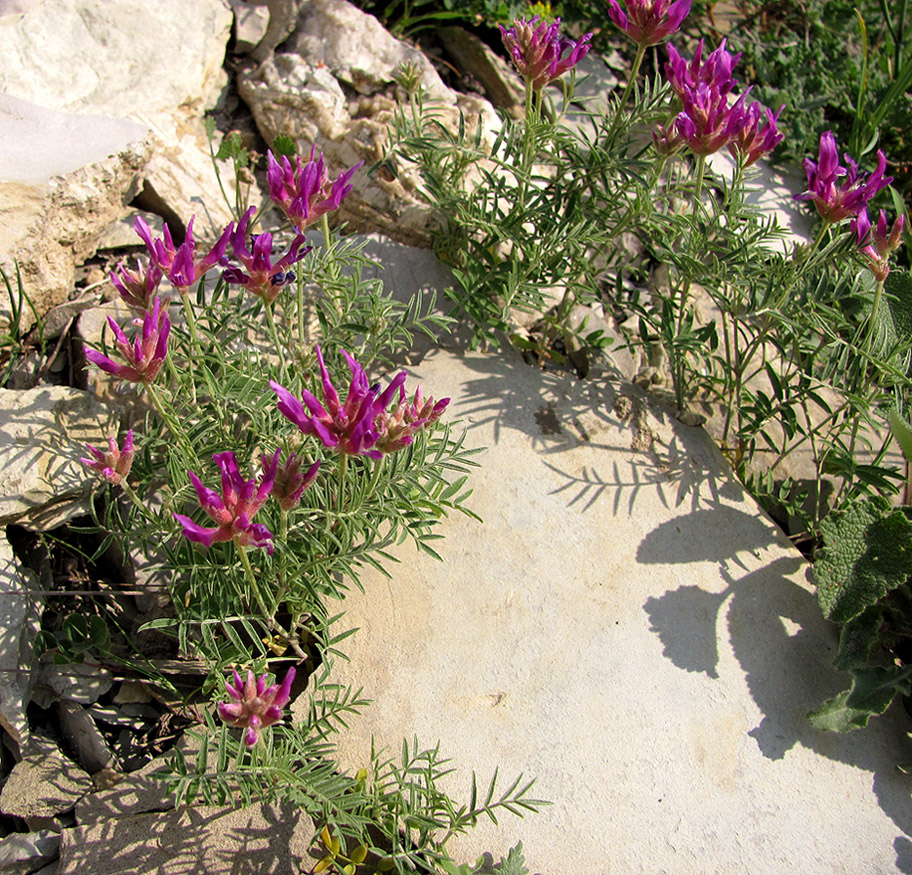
[335,452,348,515]
[236,542,274,620]
[295,270,306,356]
[693,154,707,206]
[118,479,150,518]
[143,382,194,458]
[263,302,287,382]
[612,42,648,126]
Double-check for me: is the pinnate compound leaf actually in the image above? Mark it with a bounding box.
[809,665,912,732]
[813,502,912,623]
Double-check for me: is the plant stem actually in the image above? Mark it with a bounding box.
[236,542,274,621]
[143,382,195,459]
[613,42,648,126]
[263,302,287,382]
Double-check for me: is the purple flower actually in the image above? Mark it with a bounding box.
[794,132,893,224]
[81,430,135,486]
[266,148,362,232]
[665,39,740,100]
[173,450,279,553]
[222,207,311,304]
[652,122,683,156]
[110,259,163,313]
[270,345,407,460]
[851,208,905,282]
[266,452,320,511]
[218,667,295,746]
[373,386,450,454]
[726,101,784,166]
[134,215,231,293]
[498,16,593,92]
[675,82,749,156]
[608,0,692,47]
[84,297,170,384]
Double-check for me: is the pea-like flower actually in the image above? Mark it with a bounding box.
[266,452,320,511]
[665,39,740,100]
[266,148,362,232]
[794,132,892,224]
[110,259,163,313]
[499,16,592,92]
[134,215,231,293]
[270,345,406,460]
[173,450,279,553]
[851,208,906,283]
[218,666,296,747]
[373,386,450,455]
[84,297,170,384]
[675,82,749,156]
[726,100,785,166]
[81,430,135,486]
[222,207,311,304]
[608,0,692,48]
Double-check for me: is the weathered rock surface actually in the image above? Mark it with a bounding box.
[0,94,148,334]
[0,385,118,528]
[0,748,91,819]
[0,0,231,118]
[37,662,114,705]
[0,830,60,875]
[59,802,317,874]
[0,536,44,750]
[299,346,912,874]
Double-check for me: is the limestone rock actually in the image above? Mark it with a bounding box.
[0,94,148,335]
[0,830,60,875]
[297,347,911,874]
[228,0,271,55]
[0,385,119,528]
[0,535,44,750]
[0,748,91,819]
[0,0,232,118]
[60,802,317,874]
[56,701,116,774]
[38,662,114,705]
[287,0,451,100]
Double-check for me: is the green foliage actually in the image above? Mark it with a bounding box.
[813,501,912,623]
[0,262,42,387]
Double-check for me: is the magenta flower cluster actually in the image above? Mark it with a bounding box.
[84,297,170,384]
[499,16,592,92]
[223,207,310,305]
[266,147,362,233]
[81,430,135,486]
[270,345,449,460]
[608,0,692,48]
[661,39,784,164]
[174,450,280,553]
[135,215,231,294]
[794,132,892,224]
[218,667,296,746]
[851,208,905,283]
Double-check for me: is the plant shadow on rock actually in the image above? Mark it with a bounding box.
[639,508,912,843]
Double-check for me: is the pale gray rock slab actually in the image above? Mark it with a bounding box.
[55,702,115,774]
[0,96,149,334]
[59,802,317,875]
[287,0,452,101]
[0,749,91,819]
[299,348,912,874]
[0,0,231,118]
[0,535,44,750]
[228,0,271,54]
[37,663,113,705]
[438,26,524,115]
[0,830,59,875]
[0,386,118,528]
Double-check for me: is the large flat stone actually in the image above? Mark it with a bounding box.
[300,347,912,873]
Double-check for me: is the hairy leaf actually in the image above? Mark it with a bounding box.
[813,501,912,623]
[809,665,912,732]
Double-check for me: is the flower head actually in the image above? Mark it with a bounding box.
[726,100,784,166]
[266,452,320,511]
[665,39,740,100]
[81,430,135,485]
[675,82,749,156]
[499,16,592,91]
[794,132,893,224]
[851,208,905,283]
[134,215,231,293]
[608,0,692,47]
[373,385,450,454]
[270,345,407,460]
[84,297,170,384]
[223,207,310,304]
[110,259,163,313]
[173,450,279,553]
[218,667,295,746]
[266,148,362,232]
